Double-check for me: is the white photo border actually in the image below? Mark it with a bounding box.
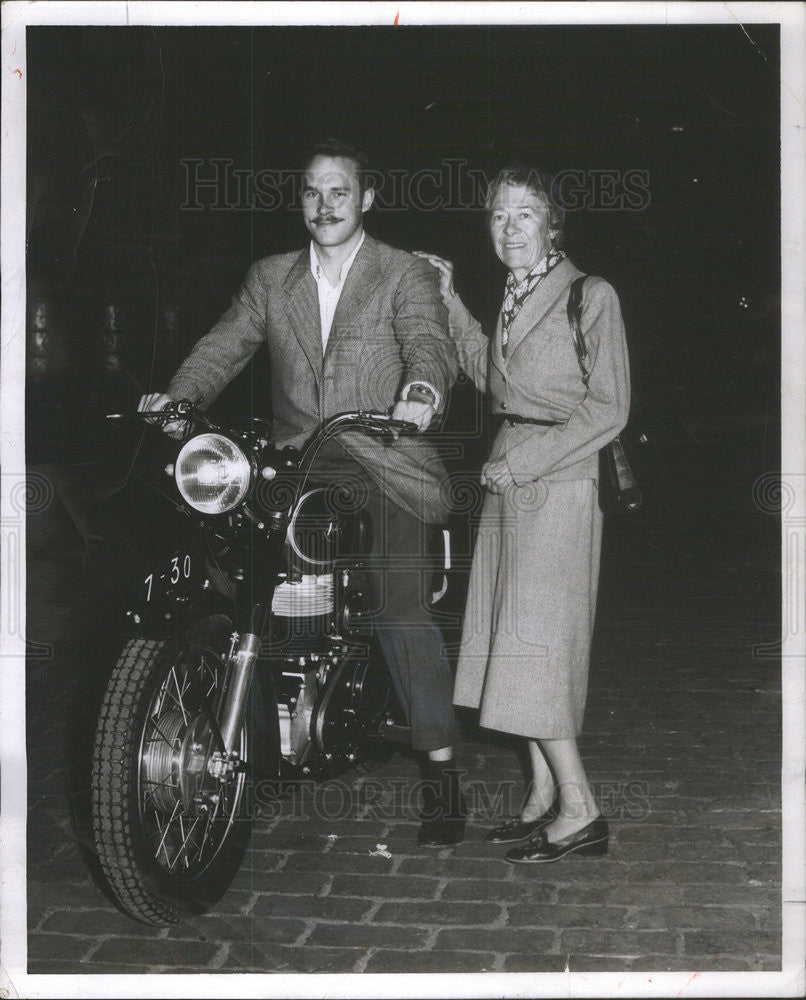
[2,2,803,998]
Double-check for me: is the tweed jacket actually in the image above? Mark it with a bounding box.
[446,257,630,483]
[168,236,458,523]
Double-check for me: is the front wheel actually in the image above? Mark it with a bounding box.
[92,615,253,925]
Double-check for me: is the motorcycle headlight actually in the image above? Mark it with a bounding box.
[175,434,251,514]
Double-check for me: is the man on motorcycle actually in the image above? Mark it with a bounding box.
[139,139,465,846]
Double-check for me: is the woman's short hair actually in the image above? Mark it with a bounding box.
[485,164,565,245]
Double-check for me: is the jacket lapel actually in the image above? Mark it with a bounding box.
[324,236,383,359]
[504,258,579,358]
[491,311,507,373]
[282,248,322,382]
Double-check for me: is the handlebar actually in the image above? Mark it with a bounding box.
[106,403,419,438]
[104,405,420,512]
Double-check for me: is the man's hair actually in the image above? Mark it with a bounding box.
[485,163,565,246]
[301,138,374,195]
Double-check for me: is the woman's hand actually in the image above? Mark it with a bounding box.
[481,456,515,494]
[412,251,456,306]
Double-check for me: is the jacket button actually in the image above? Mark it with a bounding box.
[501,401,507,410]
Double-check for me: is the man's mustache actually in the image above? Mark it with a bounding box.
[312,216,343,224]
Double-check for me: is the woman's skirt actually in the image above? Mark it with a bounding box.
[453,476,603,739]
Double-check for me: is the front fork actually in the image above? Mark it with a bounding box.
[219,630,261,751]
[208,601,270,778]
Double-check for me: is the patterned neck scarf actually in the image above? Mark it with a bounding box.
[501,248,566,355]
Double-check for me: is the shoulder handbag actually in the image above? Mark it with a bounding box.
[566,275,643,514]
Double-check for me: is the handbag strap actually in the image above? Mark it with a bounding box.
[566,274,591,386]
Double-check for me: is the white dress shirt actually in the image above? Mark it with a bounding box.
[310,233,365,351]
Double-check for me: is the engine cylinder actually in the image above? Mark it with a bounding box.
[269,574,334,654]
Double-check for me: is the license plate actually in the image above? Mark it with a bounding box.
[141,550,197,605]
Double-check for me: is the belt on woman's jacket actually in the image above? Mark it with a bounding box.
[493,412,561,428]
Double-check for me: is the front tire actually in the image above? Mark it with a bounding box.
[92,615,252,925]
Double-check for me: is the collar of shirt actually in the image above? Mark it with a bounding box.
[310,232,366,350]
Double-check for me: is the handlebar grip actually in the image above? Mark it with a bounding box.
[355,411,419,434]
[390,420,419,434]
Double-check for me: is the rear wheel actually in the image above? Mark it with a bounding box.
[92,615,252,925]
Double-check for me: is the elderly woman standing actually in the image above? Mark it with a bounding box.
[415,164,630,862]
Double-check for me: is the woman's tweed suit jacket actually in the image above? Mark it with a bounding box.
[449,257,630,738]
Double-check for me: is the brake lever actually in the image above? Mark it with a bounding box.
[106,399,204,425]
[105,410,174,422]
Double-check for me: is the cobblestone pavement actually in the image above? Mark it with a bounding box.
[23,431,785,978]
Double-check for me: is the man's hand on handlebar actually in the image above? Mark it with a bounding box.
[391,399,436,433]
[137,393,189,440]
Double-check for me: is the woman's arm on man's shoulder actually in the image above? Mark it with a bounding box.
[413,251,490,391]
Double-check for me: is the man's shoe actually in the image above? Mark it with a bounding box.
[417,764,466,848]
[417,814,466,847]
[505,817,609,864]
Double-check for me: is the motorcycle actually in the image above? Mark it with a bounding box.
[91,402,450,925]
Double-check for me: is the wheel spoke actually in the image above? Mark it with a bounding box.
[178,668,193,702]
[168,813,204,873]
[147,717,181,749]
[174,815,187,872]
[141,776,179,806]
[154,800,183,863]
[142,776,178,789]
[197,810,214,862]
[185,656,221,710]
[219,787,232,820]
[181,658,227,751]
[163,666,189,725]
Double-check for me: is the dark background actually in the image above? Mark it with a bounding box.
[26,24,780,423]
[21,25,785,969]
[25,22,781,606]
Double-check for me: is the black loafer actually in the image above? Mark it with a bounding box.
[506,817,609,864]
[485,808,556,844]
